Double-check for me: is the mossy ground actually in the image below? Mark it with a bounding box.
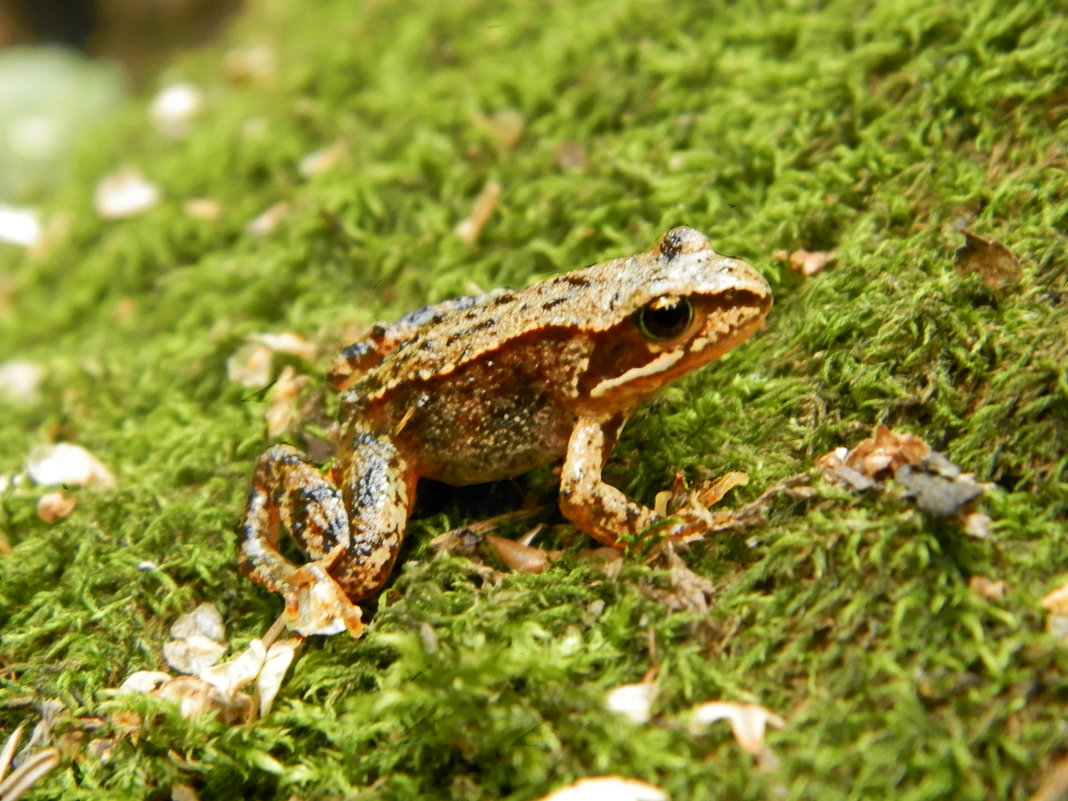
[1,0,1066,798]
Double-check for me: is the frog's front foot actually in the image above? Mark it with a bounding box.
[282,548,364,637]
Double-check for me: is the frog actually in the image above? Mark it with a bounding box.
[238,226,772,637]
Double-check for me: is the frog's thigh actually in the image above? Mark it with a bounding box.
[558,417,657,548]
[239,444,350,595]
[331,430,417,599]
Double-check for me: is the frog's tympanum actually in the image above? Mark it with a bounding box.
[239,227,772,636]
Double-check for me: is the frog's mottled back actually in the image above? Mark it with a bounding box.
[347,227,771,402]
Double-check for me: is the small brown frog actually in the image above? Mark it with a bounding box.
[239,227,772,636]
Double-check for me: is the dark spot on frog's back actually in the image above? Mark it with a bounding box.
[542,296,567,311]
[564,274,591,288]
[493,292,517,306]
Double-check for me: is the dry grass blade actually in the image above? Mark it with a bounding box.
[0,724,24,784]
[0,746,60,801]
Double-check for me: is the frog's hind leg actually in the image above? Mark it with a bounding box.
[239,436,417,637]
[239,444,364,636]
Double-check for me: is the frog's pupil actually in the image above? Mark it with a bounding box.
[637,298,694,340]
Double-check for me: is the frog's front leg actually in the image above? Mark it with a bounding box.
[559,416,704,548]
[238,433,415,637]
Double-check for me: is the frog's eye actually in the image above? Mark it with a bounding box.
[635,296,694,341]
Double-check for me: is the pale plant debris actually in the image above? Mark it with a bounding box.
[245,200,290,236]
[537,776,668,801]
[968,575,1007,600]
[641,541,716,615]
[485,534,559,573]
[954,227,1021,290]
[689,700,785,758]
[455,180,501,245]
[818,425,987,516]
[170,783,201,801]
[1030,752,1068,801]
[773,248,833,276]
[226,342,273,388]
[118,603,301,723]
[35,491,77,523]
[26,443,116,489]
[223,45,278,84]
[429,507,545,557]
[250,332,318,360]
[0,360,42,403]
[555,141,588,171]
[604,678,656,725]
[162,603,227,675]
[265,365,311,437]
[149,82,205,139]
[299,140,347,178]
[962,512,993,540]
[1040,582,1068,641]
[94,167,161,219]
[226,332,316,389]
[480,109,525,149]
[182,198,224,220]
[0,205,41,248]
[0,725,59,801]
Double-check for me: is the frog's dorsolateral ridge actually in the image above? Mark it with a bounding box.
[239,227,772,636]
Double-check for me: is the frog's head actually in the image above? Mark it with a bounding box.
[579,226,772,409]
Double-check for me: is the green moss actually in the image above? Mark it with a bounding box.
[1,0,1066,798]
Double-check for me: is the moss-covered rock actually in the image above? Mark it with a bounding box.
[1,0,1065,798]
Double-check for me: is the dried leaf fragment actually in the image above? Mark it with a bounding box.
[26,443,116,489]
[256,639,301,718]
[773,248,832,276]
[455,180,501,245]
[486,534,559,573]
[94,168,160,219]
[246,201,290,236]
[183,198,223,220]
[1040,582,1068,640]
[604,682,656,724]
[690,701,785,756]
[265,366,310,437]
[818,425,985,516]
[0,724,59,801]
[226,332,315,389]
[170,603,226,643]
[0,205,41,248]
[968,575,1007,600]
[36,491,77,522]
[954,228,1020,290]
[149,83,204,138]
[537,776,667,801]
[118,602,301,723]
[299,140,347,178]
[223,45,277,84]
